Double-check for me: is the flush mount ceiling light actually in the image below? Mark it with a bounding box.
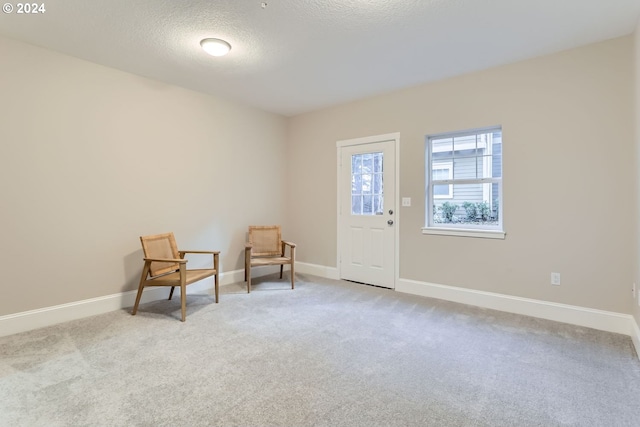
[200,38,231,57]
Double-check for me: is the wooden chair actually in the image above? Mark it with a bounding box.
[244,225,296,293]
[132,232,220,321]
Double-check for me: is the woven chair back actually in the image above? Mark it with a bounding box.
[249,225,282,257]
[140,232,180,277]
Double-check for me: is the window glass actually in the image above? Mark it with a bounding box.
[426,128,502,233]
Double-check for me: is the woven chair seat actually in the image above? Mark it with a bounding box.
[145,269,217,286]
[250,256,292,266]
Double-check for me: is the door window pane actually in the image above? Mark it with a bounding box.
[352,152,384,215]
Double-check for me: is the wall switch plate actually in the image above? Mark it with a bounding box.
[551,272,561,286]
[402,197,411,207]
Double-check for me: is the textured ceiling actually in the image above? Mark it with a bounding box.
[1,0,639,116]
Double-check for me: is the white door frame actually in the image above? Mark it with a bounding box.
[336,132,400,289]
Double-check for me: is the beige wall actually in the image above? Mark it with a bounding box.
[0,36,288,316]
[288,36,634,313]
[2,33,636,318]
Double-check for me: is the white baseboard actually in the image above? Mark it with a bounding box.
[0,286,165,338]
[294,264,640,357]
[0,268,264,338]
[396,278,633,336]
[0,263,324,337]
[296,262,340,280]
[3,262,639,361]
[295,264,636,339]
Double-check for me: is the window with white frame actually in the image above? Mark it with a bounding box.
[424,127,504,238]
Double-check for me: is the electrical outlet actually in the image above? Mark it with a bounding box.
[551,272,561,286]
[402,197,411,207]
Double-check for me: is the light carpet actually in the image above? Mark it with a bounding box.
[1,274,640,426]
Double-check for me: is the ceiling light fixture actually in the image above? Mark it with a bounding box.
[200,38,231,57]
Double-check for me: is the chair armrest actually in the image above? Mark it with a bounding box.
[281,240,296,258]
[144,257,187,263]
[177,251,219,271]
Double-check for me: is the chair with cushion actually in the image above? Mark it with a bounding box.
[244,225,296,293]
[133,232,220,321]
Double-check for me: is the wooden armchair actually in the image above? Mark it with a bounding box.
[244,225,296,293]
[132,232,220,322]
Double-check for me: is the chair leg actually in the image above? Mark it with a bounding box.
[180,283,187,322]
[132,263,151,316]
[178,265,187,322]
[244,252,250,293]
[214,272,219,303]
[291,262,295,290]
[214,253,220,303]
[168,286,175,300]
[132,282,144,315]
[280,265,283,279]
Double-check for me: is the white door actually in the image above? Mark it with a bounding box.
[338,135,396,288]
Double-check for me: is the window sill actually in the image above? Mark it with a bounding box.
[421,227,506,240]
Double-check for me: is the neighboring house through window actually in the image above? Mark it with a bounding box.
[424,127,505,239]
[432,162,453,199]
